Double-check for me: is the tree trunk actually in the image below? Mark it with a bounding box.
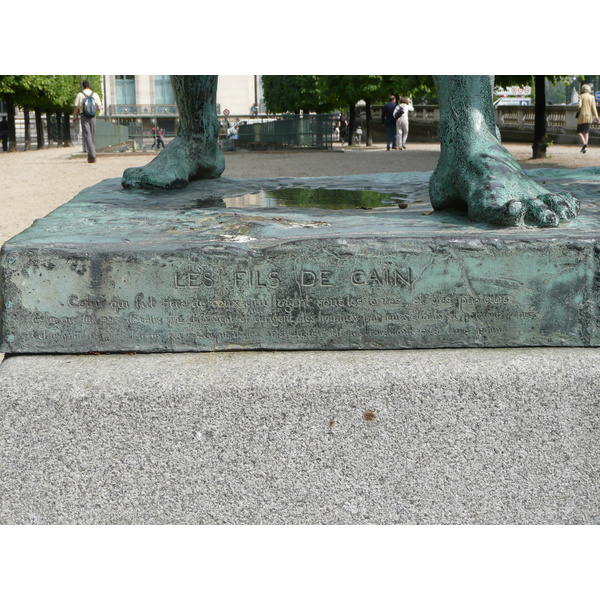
[532,75,547,159]
[23,105,31,151]
[35,107,45,149]
[7,97,17,151]
[55,112,63,146]
[365,98,373,146]
[62,113,73,147]
[348,103,356,146]
[46,111,54,147]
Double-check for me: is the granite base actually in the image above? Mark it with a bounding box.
[1,348,598,525]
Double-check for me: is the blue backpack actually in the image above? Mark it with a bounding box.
[82,92,96,117]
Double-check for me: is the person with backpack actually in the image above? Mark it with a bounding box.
[72,80,103,163]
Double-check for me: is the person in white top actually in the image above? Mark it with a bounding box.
[395,96,414,150]
[72,80,103,163]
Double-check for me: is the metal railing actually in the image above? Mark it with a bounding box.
[107,104,178,116]
[94,119,130,150]
[94,117,178,151]
[236,114,337,149]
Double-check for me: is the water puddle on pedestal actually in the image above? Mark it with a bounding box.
[222,188,409,210]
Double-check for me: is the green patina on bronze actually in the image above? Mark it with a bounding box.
[0,76,592,354]
[119,75,580,228]
[429,76,580,227]
[121,76,224,190]
[1,169,599,354]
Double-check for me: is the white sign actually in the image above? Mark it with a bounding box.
[223,109,230,116]
[494,98,531,107]
[495,86,532,96]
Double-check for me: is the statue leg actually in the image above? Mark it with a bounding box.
[429,76,580,227]
[122,76,225,190]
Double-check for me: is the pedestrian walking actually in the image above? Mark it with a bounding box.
[395,97,415,150]
[156,127,165,150]
[577,84,599,153]
[381,95,398,150]
[354,114,363,145]
[339,115,348,145]
[72,81,103,163]
[0,116,8,152]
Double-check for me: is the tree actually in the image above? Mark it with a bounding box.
[0,76,59,149]
[0,76,28,151]
[385,75,436,103]
[495,75,574,159]
[0,75,102,150]
[261,75,336,114]
[45,76,102,148]
[532,75,547,159]
[320,76,379,145]
[534,75,576,159]
[261,75,437,146]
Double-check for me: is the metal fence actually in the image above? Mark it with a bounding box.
[107,104,178,117]
[236,114,337,149]
[98,117,178,151]
[94,119,131,150]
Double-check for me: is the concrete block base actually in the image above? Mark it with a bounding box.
[1,348,598,524]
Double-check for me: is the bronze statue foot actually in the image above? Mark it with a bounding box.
[122,135,225,190]
[429,136,580,227]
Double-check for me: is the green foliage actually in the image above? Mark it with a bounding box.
[383,75,436,103]
[262,75,436,113]
[494,75,534,90]
[321,75,382,105]
[0,75,103,111]
[262,75,335,113]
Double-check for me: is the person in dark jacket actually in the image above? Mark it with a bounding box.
[381,95,398,150]
[354,114,363,145]
[339,115,348,145]
[0,116,9,152]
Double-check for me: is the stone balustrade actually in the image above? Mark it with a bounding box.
[405,104,599,143]
[411,104,598,130]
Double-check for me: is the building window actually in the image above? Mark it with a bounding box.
[116,75,136,105]
[155,75,175,105]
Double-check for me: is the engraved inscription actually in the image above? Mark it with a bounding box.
[234,270,280,288]
[171,267,415,290]
[7,244,586,353]
[351,268,413,288]
[175,271,214,287]
[31,278,530,348]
